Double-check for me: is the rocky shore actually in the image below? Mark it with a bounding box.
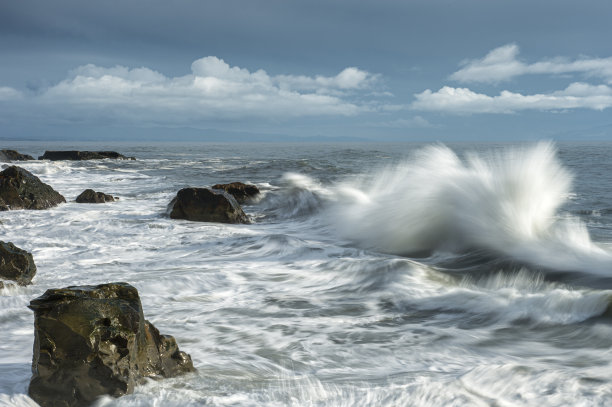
[0,149,264,405]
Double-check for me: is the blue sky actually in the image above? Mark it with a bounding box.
[1,0,612,141]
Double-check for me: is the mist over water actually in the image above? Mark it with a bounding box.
[2,141,612,406]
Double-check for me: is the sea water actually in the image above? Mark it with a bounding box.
[1,141,612,406]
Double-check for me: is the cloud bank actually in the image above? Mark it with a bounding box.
[412,83,612,114]
[1,57,382,125]
[410,44,612,114]
[450,44,612,84]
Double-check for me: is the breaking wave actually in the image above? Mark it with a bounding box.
[326,142,612,274]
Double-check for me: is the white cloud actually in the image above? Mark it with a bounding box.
[31,57,382,123]
[0,86,23,101]
[411,83,612,114]
[451,44,612,84]
[275,67,378,93]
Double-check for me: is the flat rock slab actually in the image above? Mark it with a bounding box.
[28,282,195,407]
[0,165,66,210]
[76,189,116,203]
[38,151,135,160]
[0,241,36,286]
[168,187,249,223]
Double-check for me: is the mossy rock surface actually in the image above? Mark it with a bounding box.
[28,282,195,407]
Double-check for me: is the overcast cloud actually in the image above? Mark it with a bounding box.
[1,0,612,140]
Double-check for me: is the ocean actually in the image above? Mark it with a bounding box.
[1,141,612,406]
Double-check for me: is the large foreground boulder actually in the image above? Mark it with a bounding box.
[0,149,35,161]
[212,182,260,203]
[0,241,36,287]
[38,151,135,161]
[168,187,249,223]
[28,282,195,407]
[0,166,66,210]
[75,189,116,203]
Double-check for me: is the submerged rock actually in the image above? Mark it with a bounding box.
[168,187,249,224]
[38,151,135,161]
[0,165,66,210]
[0,149,35,161]
[212,182,260,203]
[76,189,116,203]
[28,282,195,407]
[0,241,36,286]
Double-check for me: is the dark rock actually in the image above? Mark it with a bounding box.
[38,151,135,161]
[0,149,35,161]
[76,189,116,203]
[168,187,249,224]
[0,241,36,285]
[28,282,195,407]
[0,166,66,210]
[212,182,260,203]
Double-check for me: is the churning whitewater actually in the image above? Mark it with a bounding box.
[2,141,612,406]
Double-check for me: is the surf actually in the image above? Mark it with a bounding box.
[326,142,612,275]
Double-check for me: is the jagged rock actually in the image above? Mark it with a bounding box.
[75,189,116,203]
[38,151,135,161]
[28,282,195,407]
[212,182,260,203]
[168,187,249,224]
[0,166,66,210]
[0,241,36,286]
[0,149,35,161]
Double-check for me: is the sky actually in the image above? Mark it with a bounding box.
[1,0,612,142]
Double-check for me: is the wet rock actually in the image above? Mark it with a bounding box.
[0,241,36,286]
[168,187,249,223]
[38,151,135,160]
[0,165,66,210]
[212,182,260,203]
[28,282,195,407]
[0,149,35,161]
[75,189,116,203]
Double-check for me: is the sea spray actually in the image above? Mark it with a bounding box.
[328,142,612,274]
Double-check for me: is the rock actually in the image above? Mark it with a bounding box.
[0,241,36,285]
[75,189,116,203]
[28,282,195,407]
[212,182,260,203]
[168,187,249,224]
[0,165,66,210]
[38,151,135,161]
[0,149,35,161]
